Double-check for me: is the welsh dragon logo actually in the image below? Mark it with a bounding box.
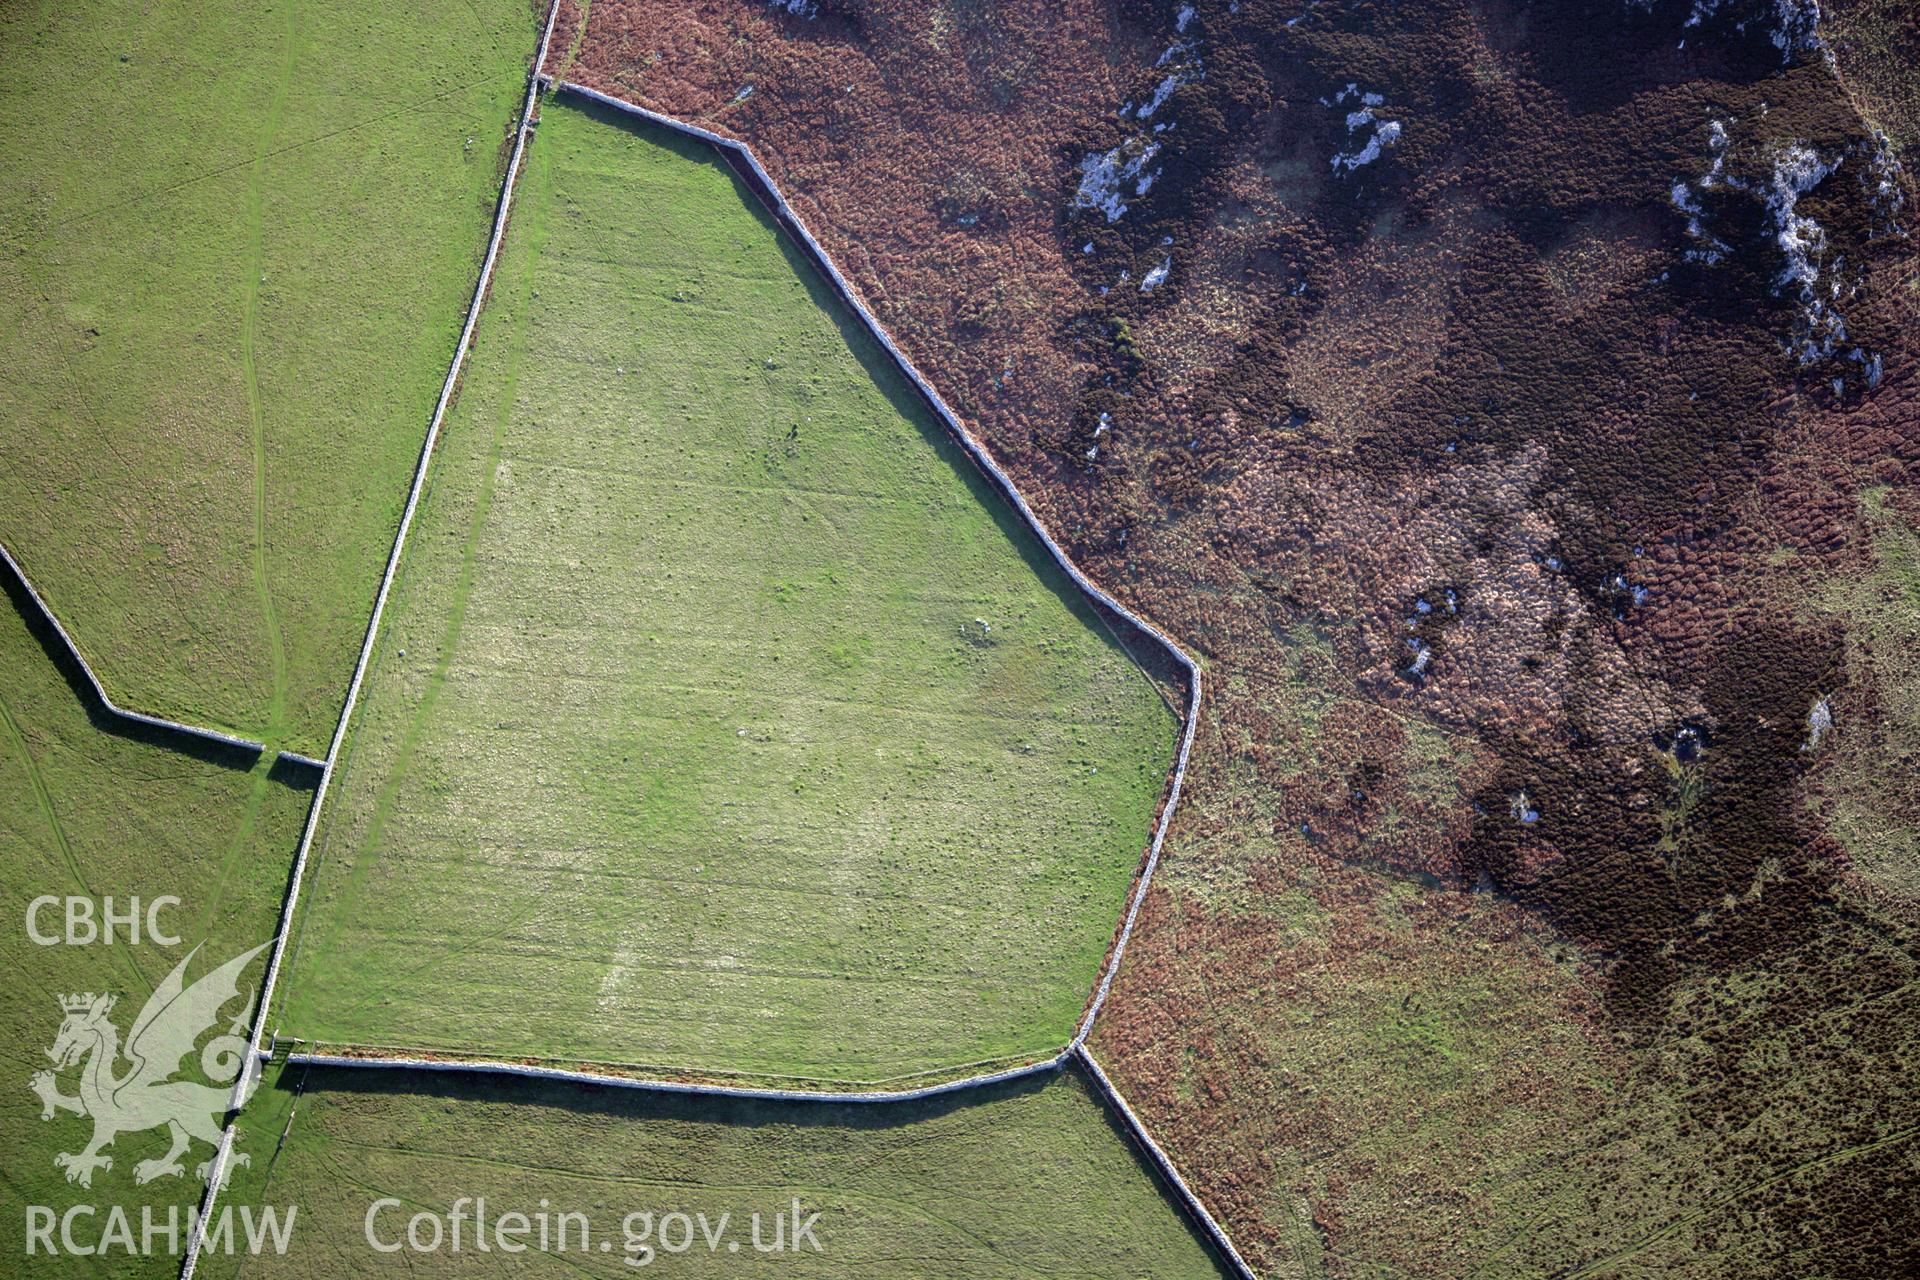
[30,941,271,1189]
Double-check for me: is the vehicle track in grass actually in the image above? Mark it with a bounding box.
[0,693,81,895]
[543,0,592,86]
[181,18,570,1262]
[6,58,311,951]
[187,750,280,957]
[1562,1122,1920,1279]
[238,0,304,752]
[0,688,152,997]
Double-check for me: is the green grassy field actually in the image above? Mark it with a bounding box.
[276,97,1177,1084]
[0,0,540,754]
[1809,489,1920,895]
[1,591,310,1275]
[202,1063,1228,1279]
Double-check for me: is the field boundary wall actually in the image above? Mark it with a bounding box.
[0,541,321,771]
[177,2,565,1276]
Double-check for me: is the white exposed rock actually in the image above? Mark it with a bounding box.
[1677,119,1877,370]
[1802,695,1833,751]
[1333,119,1400,172]
[1077,4,1205,222]
[1860,128,1907,238]
[1140,25,1205,123]
[1654,0,1827,62]
[1769,145,1835,286]
[1330,83,1401,174]
[1141,256,1172,291]
[1857,348,1884,388]
[1764,144,1847,362]
[1672,180,1730,263]
[1073,140,1162,221]
[1761,0,1825,59]
[1139,73,1184,119]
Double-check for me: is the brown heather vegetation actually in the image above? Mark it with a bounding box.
[558,1,1917,1274]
